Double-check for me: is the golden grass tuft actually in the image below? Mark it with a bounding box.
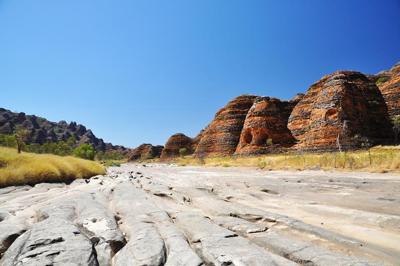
[0,147,105,187]
[174,146,400,172]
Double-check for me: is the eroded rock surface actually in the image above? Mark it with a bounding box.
[235,96,298,155]
[288,71,393,150]
[194,95,257,157]
[1,164,399,265]
[128,143,164,161]
[371,62,400,120]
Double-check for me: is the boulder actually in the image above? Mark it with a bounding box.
[288,71,393,151]
[194,95,257,157]
[128,144,164,161]
[235,96,298,155]
[160,133,194,160]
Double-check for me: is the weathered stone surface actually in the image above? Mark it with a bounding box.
[174,212,296,266]
[160,133,194,160]
[0,218,98,266]
[110,183,201,266]
[1,164,397,265]
[128,143,164,161]
[235,96,298,155]
[371,62,400,119]
[288,71,393,150]
[112,222,166,266]
[194,95,257,157]
[250,230,376,266]
[0,223,26,257]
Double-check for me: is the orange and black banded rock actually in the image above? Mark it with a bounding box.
[128,144,163,161]
[160,133,194,160]
[372,63,400,119]
[288,71,393,151]
[194,95,257,157]
[235,96,298,155]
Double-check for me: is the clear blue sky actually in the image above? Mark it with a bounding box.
[1,0,399,148]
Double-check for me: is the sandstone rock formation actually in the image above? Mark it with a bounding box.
[0,108,127,152]
[128,144,163,161]
[194,95,257,157]
[160,133,193,160]
[288,71,393,151]
[235,97,298,155]
[372,62,400,119]
[191,129,204,151]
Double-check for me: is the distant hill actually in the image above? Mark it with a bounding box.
[0,107,128,152]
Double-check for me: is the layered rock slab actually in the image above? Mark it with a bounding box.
[0,218,98,266]
[174,212,295,266]
[110,183,202,266]
[194,95,257,157]
[288,71,393,150]
[235,96,298,155]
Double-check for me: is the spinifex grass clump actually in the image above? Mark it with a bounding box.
[0,147,105,187]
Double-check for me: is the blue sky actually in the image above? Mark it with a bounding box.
[1,0,399,148]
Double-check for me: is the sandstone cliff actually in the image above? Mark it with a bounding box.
[160,133,194,160]
[148,63,399,158]
[235,96,298,155]
[372,63,400,120]
[194,95,257,157]
[128,144,163,161]
[287,71,393,151]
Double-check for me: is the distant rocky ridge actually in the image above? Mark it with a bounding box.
[132,62,399,161]
[0,108,128,152]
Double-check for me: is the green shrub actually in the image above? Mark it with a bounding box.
[25,139,74,156]
[0,134,17,148]
[73,144,96,160]
[375,76,389,86]
[179,147,188,157]
[393,115,400,127]
[96,150,126,160]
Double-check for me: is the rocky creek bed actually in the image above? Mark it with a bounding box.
[0,164,399,265]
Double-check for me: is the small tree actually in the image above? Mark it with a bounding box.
[73,143,96,160]
[14,126,30,153]
[0,134,17,148]
[179,147,188,158]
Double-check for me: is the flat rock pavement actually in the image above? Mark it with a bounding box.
[0,164,399,265]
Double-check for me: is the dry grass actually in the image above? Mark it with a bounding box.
[174,146,400,172]
[0,147,105,187]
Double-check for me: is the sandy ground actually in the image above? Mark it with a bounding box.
[0,163,399,265]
